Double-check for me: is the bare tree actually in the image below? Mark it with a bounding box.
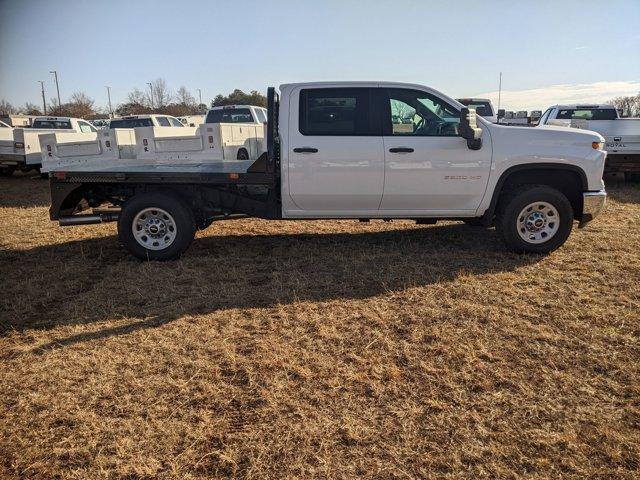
[22,102,42,115]
[48,97,62,115]
[66,92,96,118]
[609,93,640,117]
[127,88,148,106]
[0,99,16,115]
[149,78,172,109]
[176,86,196,107]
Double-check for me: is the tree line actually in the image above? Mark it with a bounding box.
[0,79,267,119]
[610,93,640,117]
[3,82,637,118]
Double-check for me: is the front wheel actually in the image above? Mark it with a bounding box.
[496,185,573,254]
[118,192,196,260]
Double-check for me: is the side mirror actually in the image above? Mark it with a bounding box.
[459,108,482,150]
[497,109,505,119]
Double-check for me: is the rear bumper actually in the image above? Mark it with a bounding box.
[579,190,607,228]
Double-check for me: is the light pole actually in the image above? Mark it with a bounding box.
[147,82,154,110]
[50,70,61,111]
[38,81,47,115]
[197,88,202,108]
[105,86,113,117]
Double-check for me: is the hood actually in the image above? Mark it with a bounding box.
[490,123,604,145]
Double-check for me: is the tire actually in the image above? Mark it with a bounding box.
[496,185,573,254]
[117,192,196,260]
[625,172,640,183]
[237,148,249,160]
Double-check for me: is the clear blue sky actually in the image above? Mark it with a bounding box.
[1,0,639,112]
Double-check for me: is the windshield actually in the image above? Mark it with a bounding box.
[555,109,617,120]
[32,119,72,129]
[206,108,254,123]
[109,118,154,128]
[456,99,494,117]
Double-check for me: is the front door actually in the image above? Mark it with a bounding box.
[380,88,492,213]
[287,87,384,214]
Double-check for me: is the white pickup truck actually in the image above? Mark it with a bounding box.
[538,104,640,176]
[0,116,98,174]
[47,82,606,260]
[456,98,498,123]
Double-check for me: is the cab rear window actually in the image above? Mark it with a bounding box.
[109,118,154,128]
[457,99,494,117]
[32,120,72,129]
[206,108,254,123]
[556,109,617,120]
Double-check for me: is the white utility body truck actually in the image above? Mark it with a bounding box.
[0,120,15,174]
[47,82,606,260]
[41,106,268,172]
[538,104,640,176]
[39,114,187,172]
[0,116,98,174]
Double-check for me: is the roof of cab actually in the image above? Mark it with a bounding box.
[208,105,266,111]
[33,116,80,121]
[551,104,616,110]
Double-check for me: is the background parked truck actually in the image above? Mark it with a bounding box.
[538,104,640,177]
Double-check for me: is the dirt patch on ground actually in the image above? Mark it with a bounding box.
[1,177,639,479]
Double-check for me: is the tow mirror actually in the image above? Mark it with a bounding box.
[459,108,482,150]
[497,108,505,119]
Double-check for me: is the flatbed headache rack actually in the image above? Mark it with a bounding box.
[49,88,281,222]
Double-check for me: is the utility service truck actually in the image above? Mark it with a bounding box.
[0,116,98,175]
[47,82,607,260]
[538,104,640,176]
[41,105,268,172]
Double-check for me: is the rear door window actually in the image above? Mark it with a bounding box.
[156,117,171,126]
[255,109,267,123]
[299,88,377,136]
[78,121,96,133]
[168,117,184,127]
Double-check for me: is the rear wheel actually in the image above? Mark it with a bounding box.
[118,192,196,260]
[237,148,249,160]
[496,185,573,254]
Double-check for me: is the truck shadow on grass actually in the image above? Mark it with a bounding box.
[0,174,50,208]
[0,223,542,351]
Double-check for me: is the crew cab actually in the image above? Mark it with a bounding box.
[538,104,640,175]
[47,82,607,260]
[1,116,98,174]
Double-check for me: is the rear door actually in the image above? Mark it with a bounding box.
[380,88,492,213]
[287,86,384,213]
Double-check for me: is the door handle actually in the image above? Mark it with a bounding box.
[293,147,318,153]
[389,147,414,153]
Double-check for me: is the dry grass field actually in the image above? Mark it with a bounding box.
[0,174,639,479]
